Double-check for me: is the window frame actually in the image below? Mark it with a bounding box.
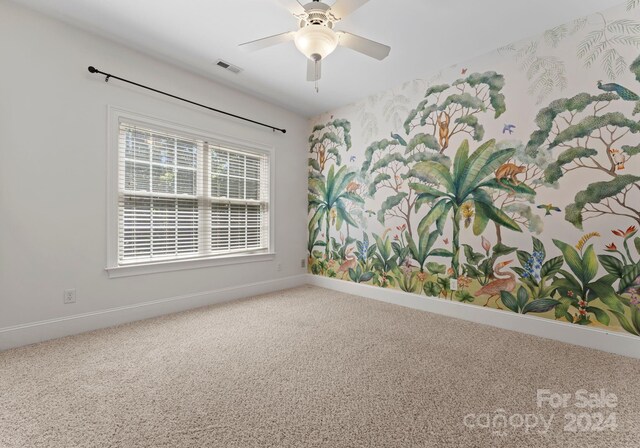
[106,106,276,278]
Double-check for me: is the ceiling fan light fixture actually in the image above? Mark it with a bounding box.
[294,25,339,61]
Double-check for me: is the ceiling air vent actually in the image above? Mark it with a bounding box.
[215,59,242,74]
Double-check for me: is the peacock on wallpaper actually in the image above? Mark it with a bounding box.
[307,1,640,337]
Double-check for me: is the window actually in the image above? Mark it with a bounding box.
[108,111,272,276]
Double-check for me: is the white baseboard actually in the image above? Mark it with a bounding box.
[4,273,638,359]
[306,274,640,359]
[0,275,307,351]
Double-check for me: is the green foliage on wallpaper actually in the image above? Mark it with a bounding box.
[526,88,640,230]
[308,6,640,338]
[632,54,640,76]
[308,165,364,258]
[410,139,534,276]
[565,176,640,229]
[577,13,640,79]
[308,119,352,176]
[404,72,505,151]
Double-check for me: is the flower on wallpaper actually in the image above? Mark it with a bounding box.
[307,2,640,339]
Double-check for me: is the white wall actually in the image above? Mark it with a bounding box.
[0,0,308,343]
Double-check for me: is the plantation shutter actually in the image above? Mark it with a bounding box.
[118,122,269,265]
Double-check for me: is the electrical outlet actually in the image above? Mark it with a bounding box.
[300,258,306,268]
[449,279,458,291]
[63,288,76,304]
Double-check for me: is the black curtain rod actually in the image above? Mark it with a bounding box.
[87,66,286,134]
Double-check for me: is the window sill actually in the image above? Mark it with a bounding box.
[106,252,275,278]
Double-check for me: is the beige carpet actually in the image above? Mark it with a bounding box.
[1,285,639,448]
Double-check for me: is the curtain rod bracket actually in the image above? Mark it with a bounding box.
[87,65,286,134]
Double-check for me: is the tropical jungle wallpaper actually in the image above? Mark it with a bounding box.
[307,1,640,337]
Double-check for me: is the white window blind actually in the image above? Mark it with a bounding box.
[118,122,270,266]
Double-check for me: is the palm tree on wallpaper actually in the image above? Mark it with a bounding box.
[309,165,364,259]
[409,139,536,277]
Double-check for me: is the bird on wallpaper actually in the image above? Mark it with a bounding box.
[365,209,376,217]
[474,259,516,309]
[349,155,356,163]
[537,204,562,216]
[337,247,358,279]
[597,81,640,101]
[608,149,626,170]
[461,68,468,75]
[595,80,640,115]
[503,124,516,134]
[390,132,407,146]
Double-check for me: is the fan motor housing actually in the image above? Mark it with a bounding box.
[300,2,335,28]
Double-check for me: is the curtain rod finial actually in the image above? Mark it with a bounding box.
[88,66,98,73]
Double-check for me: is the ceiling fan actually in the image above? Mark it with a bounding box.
[238,0,390,90]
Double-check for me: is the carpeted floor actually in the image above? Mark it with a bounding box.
[1,285,639,447]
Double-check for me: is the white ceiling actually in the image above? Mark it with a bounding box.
[11,0,626,117]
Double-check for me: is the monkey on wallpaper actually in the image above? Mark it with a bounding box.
[346,181,361,193]
[313,143,327,172]
[305,2,640,340]
[495,163,526,195]
[437,111,450,151]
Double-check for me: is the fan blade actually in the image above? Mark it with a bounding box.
[307,58,322,82]
[337,31,390,60]
[276,0,305,15]
[239,31,296,52]
[330,0,370,20]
